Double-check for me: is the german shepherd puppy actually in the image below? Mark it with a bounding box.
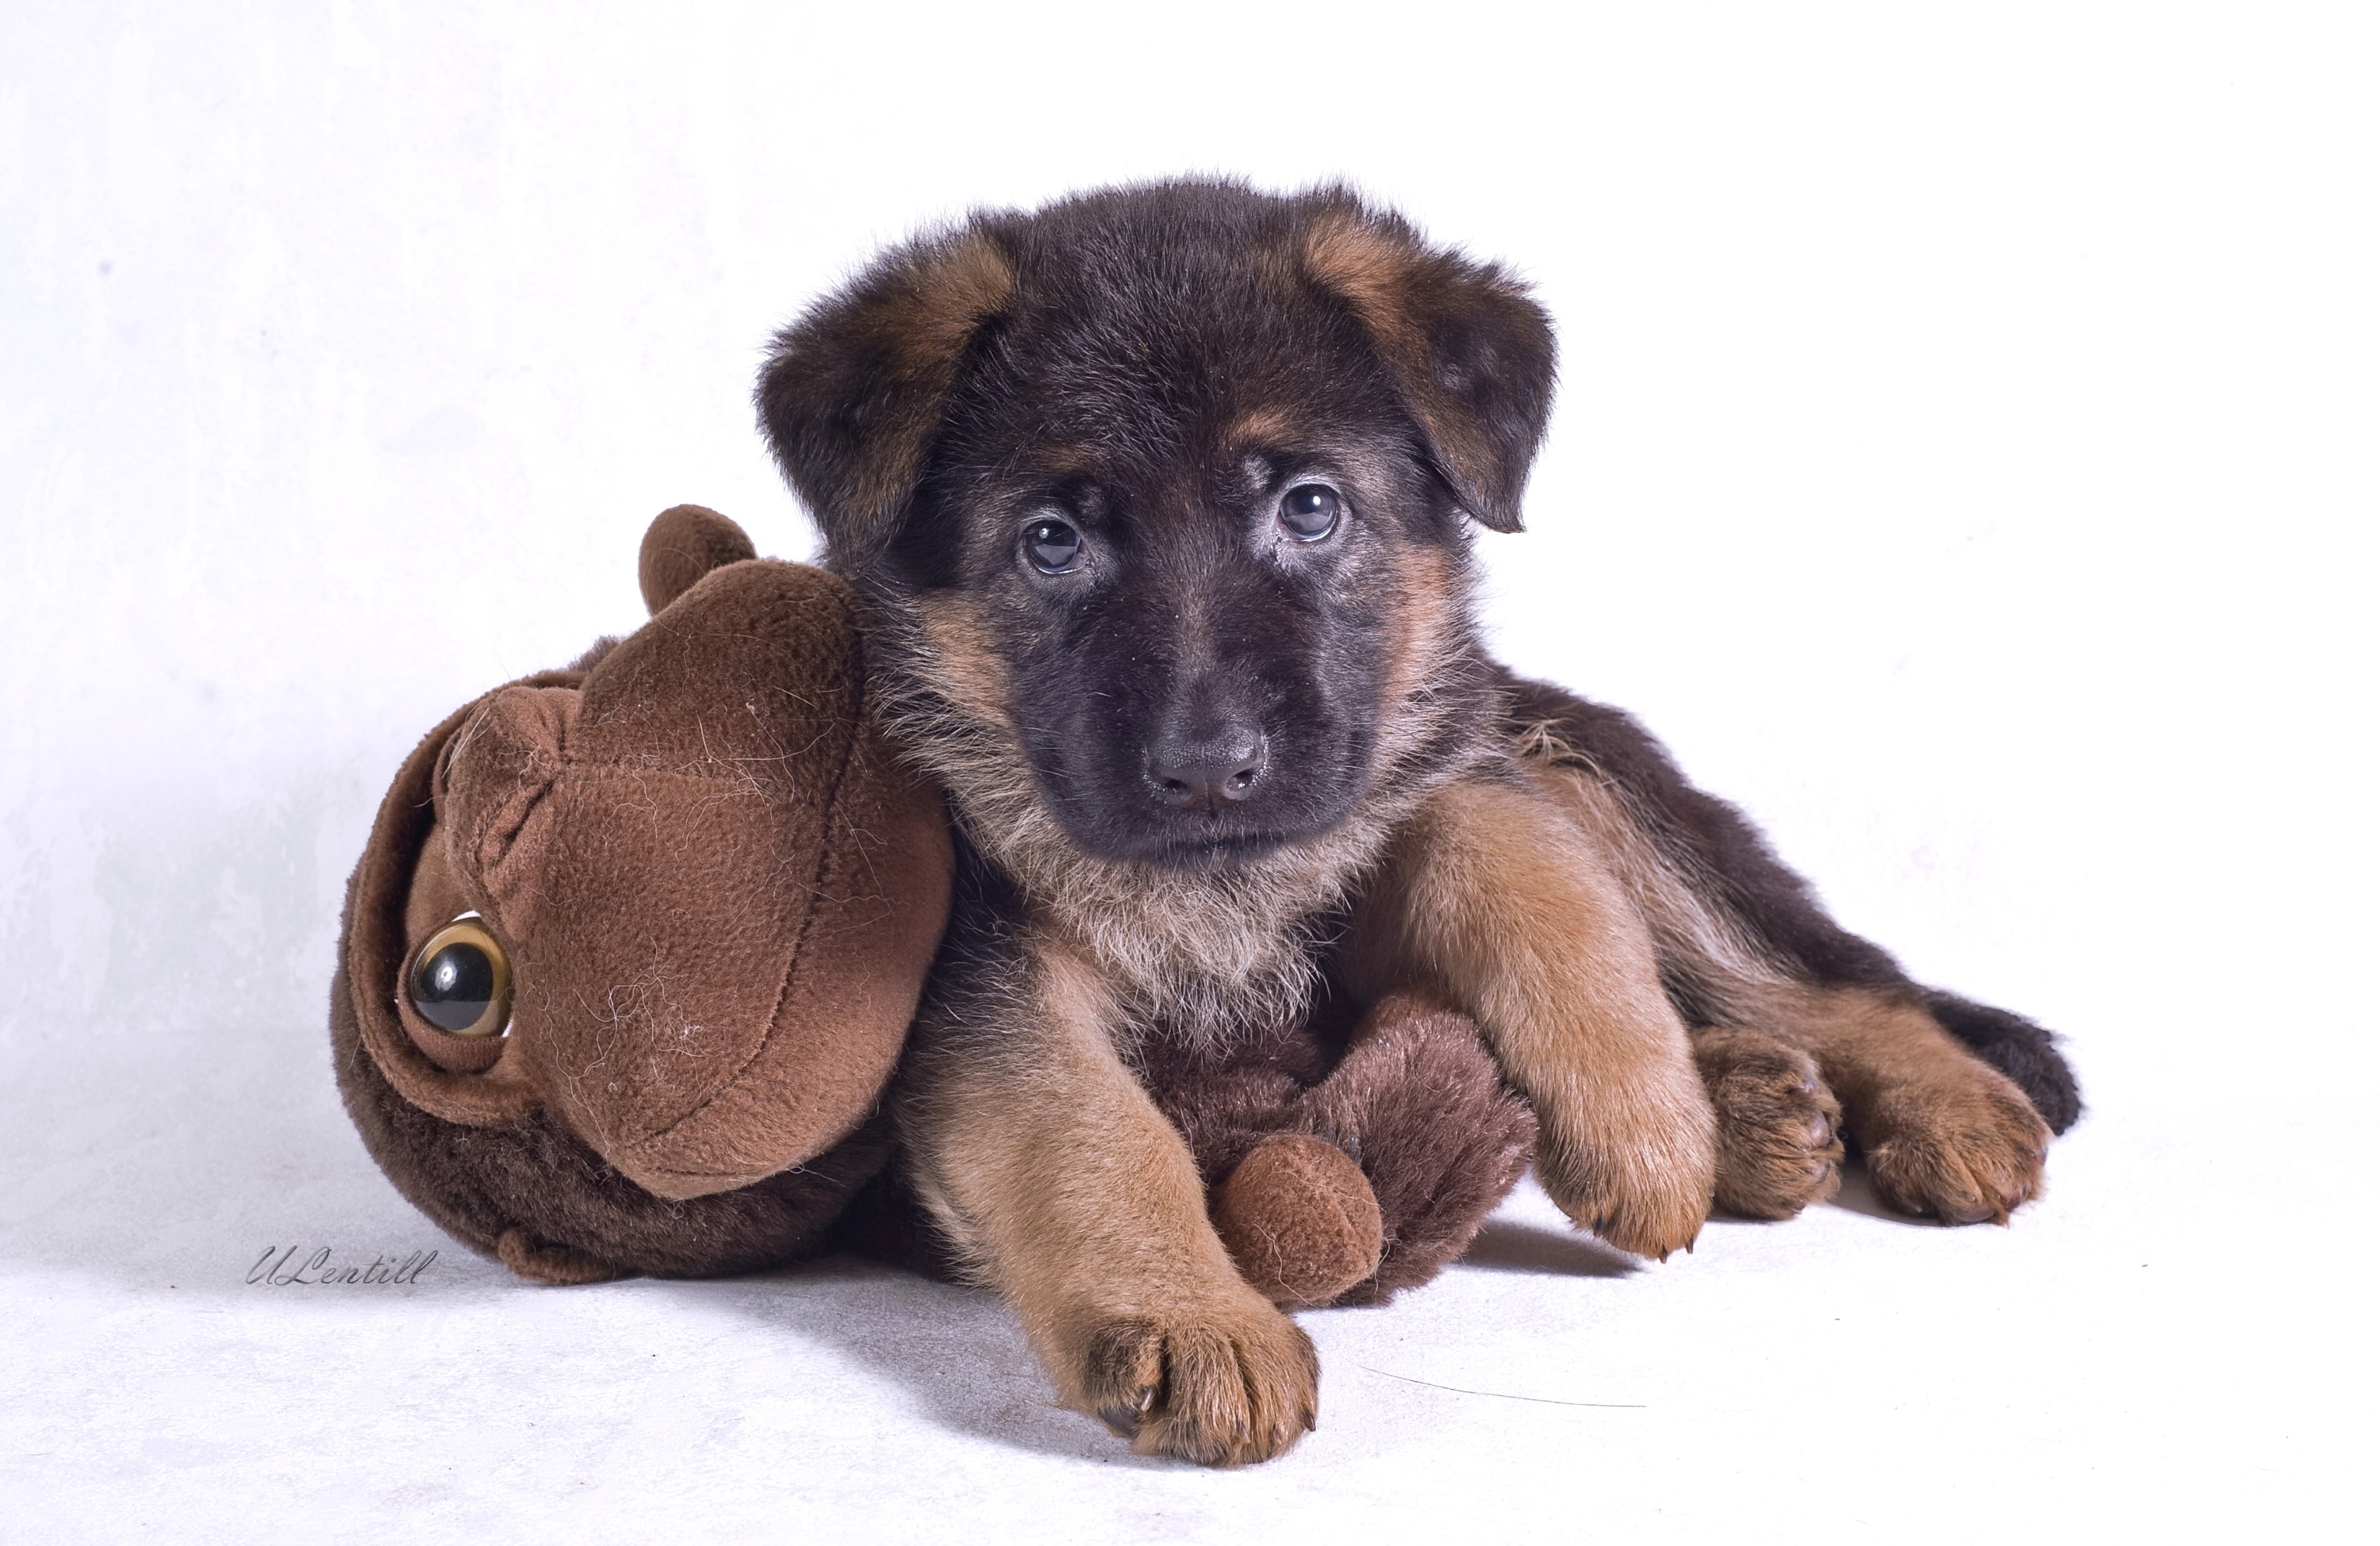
[757,181,2079,1466]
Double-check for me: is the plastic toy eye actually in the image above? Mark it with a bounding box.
[1278,484,1342,541]
[408,917,512,1038]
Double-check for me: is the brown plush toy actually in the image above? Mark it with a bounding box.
[1148,985,1537,1309]
[330,504,952,1283]
[333,504,1535,1301]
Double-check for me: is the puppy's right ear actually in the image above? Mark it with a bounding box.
[756,227,1016,563]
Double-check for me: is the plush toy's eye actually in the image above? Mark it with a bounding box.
[408,917,512,1038]
[1278,484,1342,541]
[1023,516,1084,575]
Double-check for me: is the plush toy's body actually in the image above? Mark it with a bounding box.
[334,506,1530,1295]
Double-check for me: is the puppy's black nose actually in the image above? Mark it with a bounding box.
[1146,723,1268,811]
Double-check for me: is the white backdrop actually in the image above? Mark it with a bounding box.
[4,2,2373,1539]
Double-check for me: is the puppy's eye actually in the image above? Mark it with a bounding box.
[408,917,512,1038]
[1023,517,1084,575]
[1277,484,1342,542]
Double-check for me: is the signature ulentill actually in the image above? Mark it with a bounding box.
[247,1246,437,1286]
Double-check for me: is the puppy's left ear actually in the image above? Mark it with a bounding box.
[1303,205,1556,533]
[757,224,1017,562]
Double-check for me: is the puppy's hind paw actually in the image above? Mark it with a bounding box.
[1691,1026,1844,1220]
[1863,1076,2050,1226]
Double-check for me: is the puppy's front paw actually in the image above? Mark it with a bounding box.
[1691,1027,1844,1219]
[1532,1073,1717,1260]
[1861,1072,2050,1225]
[1068,1296,1319,1466]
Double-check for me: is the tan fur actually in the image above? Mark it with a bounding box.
[898,551,1746,1278]
[814,194,2065,1471]
[1518,742,1783,991]
[1299,213,1509,520]
[905,931,1318,1464]
[913,596,1015,731]
[879,537,1503,1463]
[1380,546,1462,705]
[1344,777,1718,1259]
[1742,984,2048,1224]
[766,187,2067,1472]
[1299,211,1412,330]
[892,231,1015,366]
[1223,405,1302,450]
[849,232,1018,531]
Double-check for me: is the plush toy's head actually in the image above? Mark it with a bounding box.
[332,506,952,1280]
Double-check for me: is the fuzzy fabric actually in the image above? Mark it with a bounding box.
[1136,987,1538,1307]
[330,508,950,1279]
[1213,1134,1385,1307]
[332,881,894,1279]
[638,502,758,615]
[420,557,950,1199]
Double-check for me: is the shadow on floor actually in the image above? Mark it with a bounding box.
[698,1206,1656,1464]
[1822,1162,1936,1223]
[700,1254,1184,1467]
[1453,1217,1639,1278]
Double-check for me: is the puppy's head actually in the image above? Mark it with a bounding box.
[758,181,1556,869]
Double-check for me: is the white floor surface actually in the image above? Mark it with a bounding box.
[1,1004,2360,1540]
[6,5,2374,1540]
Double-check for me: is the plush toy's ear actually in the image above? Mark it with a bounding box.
[638,504,756,616]
[1300,199,1557,533]
[756,227,1017,562]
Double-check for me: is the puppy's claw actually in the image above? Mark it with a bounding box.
[1096,1383,1158,1439]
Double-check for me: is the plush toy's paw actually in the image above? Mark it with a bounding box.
[1299,989,1537,1303]
[1691,1026,1844,1219]
[1860,1070,2051,1225]
[496,1229,624,1285]
[1530,1061,1718,1260]
[1070,1297,1319,1467]
[1214,1134,1384,1308]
